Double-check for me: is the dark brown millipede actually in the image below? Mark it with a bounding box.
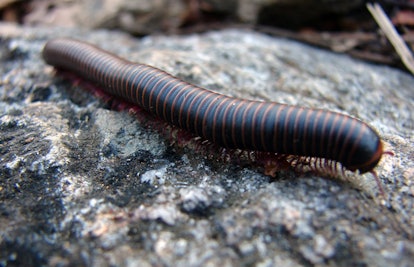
[42,38,386,191]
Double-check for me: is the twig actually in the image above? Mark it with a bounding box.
[367,2,414,75]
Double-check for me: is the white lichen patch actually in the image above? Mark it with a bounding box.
[24,102,71,166]
[94,108,166,157]
[140,165,169,185]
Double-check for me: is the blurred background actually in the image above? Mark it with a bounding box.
[1,0,413,70]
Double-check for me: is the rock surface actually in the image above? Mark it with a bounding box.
[0,23,413,266]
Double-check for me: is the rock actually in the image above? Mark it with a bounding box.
[23,0,365,35]
[0,23,413,266]
[24,0,186,34]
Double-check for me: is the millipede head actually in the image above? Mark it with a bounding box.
[346,138,384,174]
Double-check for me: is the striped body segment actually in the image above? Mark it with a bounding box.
[42,38,383,174]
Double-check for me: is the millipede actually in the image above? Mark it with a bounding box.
[42,38,387,194]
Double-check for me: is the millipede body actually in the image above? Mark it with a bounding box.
[42,38,384,175]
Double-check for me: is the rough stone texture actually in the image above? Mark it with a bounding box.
[0,23,413,266]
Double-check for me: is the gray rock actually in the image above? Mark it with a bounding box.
[0,23,413,266]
